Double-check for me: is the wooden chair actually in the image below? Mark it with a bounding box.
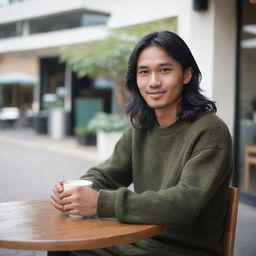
[221,187,240,256]
[244,146,256,191]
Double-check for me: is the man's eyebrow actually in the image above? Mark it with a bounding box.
[137,65,148,70]
[158,62,173,67]
[137,62,173,69]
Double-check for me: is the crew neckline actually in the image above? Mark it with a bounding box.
[154,119,186,135]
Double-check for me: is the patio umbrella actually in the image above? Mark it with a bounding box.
[0,72,38,109]
[0,72,38,85]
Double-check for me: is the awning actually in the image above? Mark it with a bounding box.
[0,72,38,85]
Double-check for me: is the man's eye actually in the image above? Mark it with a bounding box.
[138,70,148,75]
[160,68,171,73]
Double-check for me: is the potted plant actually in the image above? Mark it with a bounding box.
[87,112,127,159]
[74,126,96,146]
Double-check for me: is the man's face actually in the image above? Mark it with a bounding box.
[136,45,192,114]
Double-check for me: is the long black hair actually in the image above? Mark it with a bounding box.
[125,31,216,129]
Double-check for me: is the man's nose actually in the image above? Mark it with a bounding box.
[149,73,161,87]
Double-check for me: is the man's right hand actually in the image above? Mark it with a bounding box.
[50,180,65,212]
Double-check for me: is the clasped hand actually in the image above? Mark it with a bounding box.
[51,180,99,217]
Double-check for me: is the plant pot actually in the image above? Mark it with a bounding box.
[85,133,97,146]
[48,108,67,139]
[76,133,96,146]
[97,131,123,160]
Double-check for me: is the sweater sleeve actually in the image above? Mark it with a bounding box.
[97,144,232,226]
[80,128,133,191]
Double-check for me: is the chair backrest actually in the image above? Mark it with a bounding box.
[221,187,240,256]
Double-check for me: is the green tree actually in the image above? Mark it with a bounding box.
[60,19,177,112]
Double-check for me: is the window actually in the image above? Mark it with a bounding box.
[0,10,109,40]
[0,22,22,39]
[30,11,109,35]
[81,12,109,26]
[9,0,25,3]
[237,0,256,198]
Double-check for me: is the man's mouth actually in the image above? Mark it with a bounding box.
[147,90,166,99]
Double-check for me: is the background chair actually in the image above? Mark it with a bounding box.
[244,146,256,191]
[221,187,240,256]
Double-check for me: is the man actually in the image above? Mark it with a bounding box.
[50,31,233,256]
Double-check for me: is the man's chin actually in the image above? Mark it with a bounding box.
[149,104,167,110]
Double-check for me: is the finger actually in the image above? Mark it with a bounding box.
[60,188,73,199]
[52,185,62,197]
[51,191,63,205]
[52,186,64,203]
[56,180,65,193]
[61,195,74,205]
[63,202,74,212]
[50,198,64,212]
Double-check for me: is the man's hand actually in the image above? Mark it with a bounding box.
[50,180,65,213]
[60,186,99,217]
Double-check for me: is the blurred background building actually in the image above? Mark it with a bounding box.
[0,0,256,206]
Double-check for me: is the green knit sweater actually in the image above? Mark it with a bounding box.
[81,113,233,256]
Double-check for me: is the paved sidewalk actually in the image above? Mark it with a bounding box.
[0,127,256,256]
[0,127,99,161]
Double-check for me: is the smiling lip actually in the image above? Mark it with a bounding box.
[147,91,165,99]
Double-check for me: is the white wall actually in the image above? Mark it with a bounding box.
[0,26,107,53]
[177,0,215,100]
[0,0,117,24]
[0,0,8,6]
[108,0,179,28]
[177,0,236,134]
[212,0,236,134]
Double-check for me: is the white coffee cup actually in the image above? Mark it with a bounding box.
[63,179,93,218]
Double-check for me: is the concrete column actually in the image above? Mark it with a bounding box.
[64,64,72,135]
[178,0,215,99]
[211,0,236,135]
[32,58,40,113]
[64,64,72,112]
[22,21,30,36]
[177,0,236,134]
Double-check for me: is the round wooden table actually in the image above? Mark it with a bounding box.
[0,200,164,251]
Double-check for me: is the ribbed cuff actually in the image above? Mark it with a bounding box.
[97,190,117,218]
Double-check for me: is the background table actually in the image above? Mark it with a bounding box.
[0,200,164,251]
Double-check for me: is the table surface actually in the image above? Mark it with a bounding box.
[0,200,164,251]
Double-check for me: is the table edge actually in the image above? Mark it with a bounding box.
[0,224,164,251]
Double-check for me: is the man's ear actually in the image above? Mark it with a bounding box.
[183,67,193,85]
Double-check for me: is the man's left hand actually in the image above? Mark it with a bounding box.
[60,186,99,217]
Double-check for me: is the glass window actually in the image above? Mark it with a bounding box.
[0,11,109,39]
[30,11,109,35]
[9,0,25,3]
[81,12,109,26]
[238,0,256,196]
[0,22,22,39]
